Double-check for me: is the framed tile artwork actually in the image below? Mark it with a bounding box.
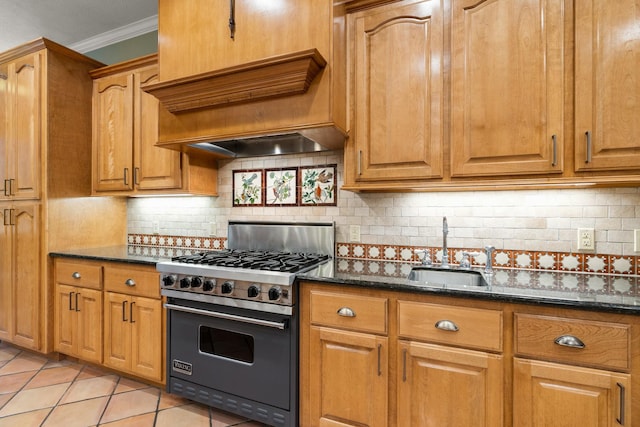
[265,168,298,206]
[299,164,337,206]
[232,169,264,206]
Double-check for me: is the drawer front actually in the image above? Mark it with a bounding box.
[103,264,160,298]
[310,290,388,334]
[515,313,630,371]
[55,259,102,290]
[398,301,503,352]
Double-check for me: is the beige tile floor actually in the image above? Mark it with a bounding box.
[0,342,268,427]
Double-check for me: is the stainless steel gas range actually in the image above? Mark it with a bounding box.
[157,221,334,427]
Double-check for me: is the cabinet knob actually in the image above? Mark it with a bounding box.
[337,307,356,317]
[125,279,136,287]
[72,272,81,279]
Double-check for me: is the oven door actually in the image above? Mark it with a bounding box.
[165,298,293,410]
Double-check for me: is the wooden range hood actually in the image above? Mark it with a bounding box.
[145,0,348,159]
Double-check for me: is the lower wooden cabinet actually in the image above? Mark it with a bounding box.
[513,358,631,427]
[308,326,388,427]
[54,284,102,364]
[103,292,163,382]
[398,341,503,427]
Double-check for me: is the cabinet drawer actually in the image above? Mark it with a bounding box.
[55,260,102,290]
[398,301,503,352]
[310,290,387,335]
[515,313,630,371]
[103,264,159,298]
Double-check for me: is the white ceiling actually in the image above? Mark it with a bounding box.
[0,0,158,53]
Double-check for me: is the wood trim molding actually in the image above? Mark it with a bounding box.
[89,53,158,78]
[142,48,327,113]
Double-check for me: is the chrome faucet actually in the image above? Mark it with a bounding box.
[484,245,495,275]
[441,216,449,268]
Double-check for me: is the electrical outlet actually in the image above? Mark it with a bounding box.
[152,221,160,235]
[635,229,640,252]
[209,222,217,237]
[349,225,361,242]
[577,228,595,251]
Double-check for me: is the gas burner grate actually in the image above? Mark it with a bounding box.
[172,250,329,273]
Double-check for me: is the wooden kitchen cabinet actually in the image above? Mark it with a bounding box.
[397,300,503,426]
[0,38,127,354]
[513,312,632,426]
[91,55,217,196]
[0,52,41,200]
[103,263,163,383]
[514,359,630,427]
[574,0,640,172]
[342,0,444,189]
[0,203,41,350]
[450,0,565,178]
[304,288,389,426]
[53,259,103,363]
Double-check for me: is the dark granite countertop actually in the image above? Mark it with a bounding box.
[50,247,640,315]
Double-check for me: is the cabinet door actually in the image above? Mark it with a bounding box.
[92,73,134,192]
[351,0,443,182]
[12,203,40,349]
[397,341,503,427]
[76,288,103,364]
[514,358,630,427]
[0,64,8,200]
[54,284,77,356]
[134,66,182,191]
[309,326,388,427]
[103,292,132,372]
[130,296,162,381]
[6,53,41,199]
[450,0,565,177]
[0,207,12,341]
[574,0,640,171]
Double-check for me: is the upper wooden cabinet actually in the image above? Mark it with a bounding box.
[343,0,640,191]
[450,0,565,178]
[0,52,42,200]
[91,55,218,196]
[343,0,444,189]
[574,0,640,172]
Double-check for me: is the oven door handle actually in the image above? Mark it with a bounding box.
[164,303,287,330]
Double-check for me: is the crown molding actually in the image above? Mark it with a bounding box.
[70,15,158,53]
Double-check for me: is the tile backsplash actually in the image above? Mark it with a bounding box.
[128,150,640,260]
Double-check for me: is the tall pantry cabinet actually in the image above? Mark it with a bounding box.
[0,38,127,353]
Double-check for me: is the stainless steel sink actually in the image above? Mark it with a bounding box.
[407,266,488,287]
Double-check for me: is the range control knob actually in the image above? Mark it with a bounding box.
[203,279,215,292]
[191,276,203,288]
[247,285,260,298]
[162,275,176,287]
[268,286,281,301]
[221,281,234,294]
[179,277,192,289]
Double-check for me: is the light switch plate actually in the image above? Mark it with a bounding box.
[577,228,595,251]
[349,225,361,242]
[152,221,160,235]
[209,222,217,236]
[634,229,640,252]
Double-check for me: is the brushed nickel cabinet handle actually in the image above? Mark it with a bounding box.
[124,168,129,186]
[402,348,407,382]
[337,307,356,317]
[229,0,236,39]
[75,293,80,312]
[122,301,128,322]
[72,272,81,279]
[377,344,382,376]
[3,179,8,197]
[585,131,592,163]
[551,134,557,166]
[125,279,136,287]
[435,320,459,332]
[554,335,585,349]
[133,167,140,185]
[9,209,14,226]
[2,209,8,226]
[617,382,625,425]
[357,150,362,175]
[130,302,135,323]
[69,292,75,311]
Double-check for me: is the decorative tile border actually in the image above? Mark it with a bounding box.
[129,234,639,276]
